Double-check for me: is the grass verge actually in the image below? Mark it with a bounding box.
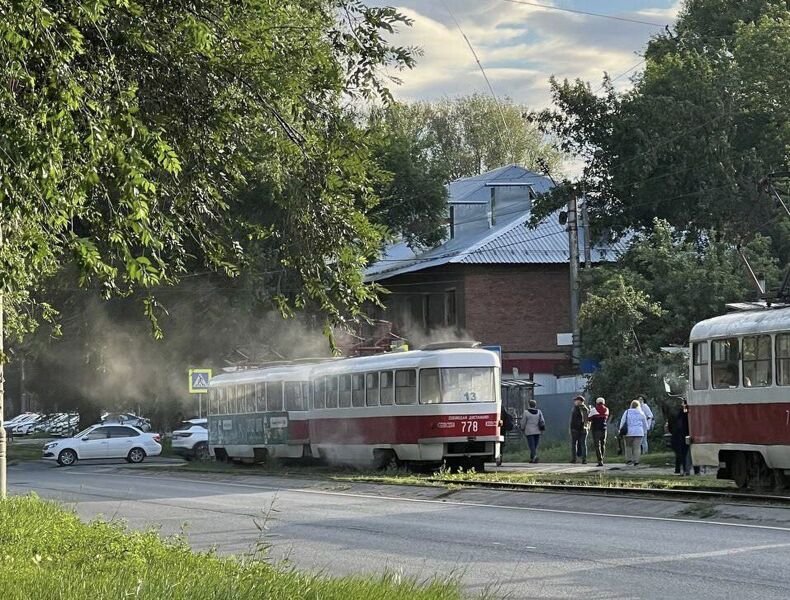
[6,440,45,463]
[0,495,463,600]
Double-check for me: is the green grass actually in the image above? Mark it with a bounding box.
[0,495,465,600]
[7,440,45,463]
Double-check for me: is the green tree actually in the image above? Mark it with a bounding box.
[386,94,564,181]
[0,0,416,494]
[535,0,790,257]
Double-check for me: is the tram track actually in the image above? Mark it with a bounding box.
[426,477,790,505]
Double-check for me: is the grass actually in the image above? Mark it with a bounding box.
[0,495,465,600]
[6,439,45,464]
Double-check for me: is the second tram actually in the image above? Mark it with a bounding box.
[688,307,790,489]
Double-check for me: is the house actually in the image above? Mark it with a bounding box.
[363,165,625,422]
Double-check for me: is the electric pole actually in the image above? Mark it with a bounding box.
[0,218,6,499]
[567,195,581,368]
[581,197,592,269]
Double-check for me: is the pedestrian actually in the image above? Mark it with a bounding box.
[520,399,545,464]
[569,395,589,464]
[619,399,649,466]
[639,397,655,454]
[587,397,609,466]
[497,407,514,466]
[669,401,690,475]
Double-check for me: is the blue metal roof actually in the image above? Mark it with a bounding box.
[365,165,626,282]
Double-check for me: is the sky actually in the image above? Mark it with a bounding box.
[369,0,682,109]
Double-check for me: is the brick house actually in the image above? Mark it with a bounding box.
[364,165,624,426]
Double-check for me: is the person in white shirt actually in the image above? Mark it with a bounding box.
[640,398,655,454]
[619,399,649,466]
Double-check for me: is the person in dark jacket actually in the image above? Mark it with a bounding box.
[569,395,589,464]
[669,401,690,475]
[587,397,609,466]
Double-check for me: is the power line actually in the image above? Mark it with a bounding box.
[592,58,646,95]
[440,0,513,162]
[500,0,667,28]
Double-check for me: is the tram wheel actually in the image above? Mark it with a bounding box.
[732,452,749,489]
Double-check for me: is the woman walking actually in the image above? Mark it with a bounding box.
[520,399,546,463]
[619,399,648,466]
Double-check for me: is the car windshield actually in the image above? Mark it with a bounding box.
[71,426,95,439]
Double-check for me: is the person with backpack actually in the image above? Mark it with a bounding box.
[587,397,609,466]
[569,395,590,464]
[520,399,545,464]
[619,399,649,466]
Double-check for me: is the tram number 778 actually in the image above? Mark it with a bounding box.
[461,420,479,433]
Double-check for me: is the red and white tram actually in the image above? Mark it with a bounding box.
[688,308,790,489]
[207,363,314,463]
[308,344,502,470]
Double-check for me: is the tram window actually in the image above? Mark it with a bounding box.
[285,382,303,411]
[313,377,326,409]
[380,371,394,405]
[339,374,352,408]
[216,388,226,415]
[742,335,771,387]
[711,338,739,389]
[352,374,365,407]
[244,384,255,413]
[692,342,709,390]
[255,383,266,412]
[267,381,284,411]
[301,382,311,411]
[776,334,790,385]
[419,369,441,404]
[395,370,417,405]
[326,376,339,408]
[226,387,237,414]
[441,368,494,403]
[366,372,380,406]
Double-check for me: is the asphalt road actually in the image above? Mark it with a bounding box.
[9,461,790,599]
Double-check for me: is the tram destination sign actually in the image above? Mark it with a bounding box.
[188,368,212,394]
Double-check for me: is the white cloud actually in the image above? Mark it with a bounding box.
[372,1,681,108]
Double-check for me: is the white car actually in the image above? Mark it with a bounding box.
[171,418,209,460]
[42,424,162,466]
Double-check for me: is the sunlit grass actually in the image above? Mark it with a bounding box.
[0,495,465,600]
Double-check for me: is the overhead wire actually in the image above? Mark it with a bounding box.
[499,0,667,28]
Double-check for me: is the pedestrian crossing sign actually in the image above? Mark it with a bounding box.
[189,368,212,394]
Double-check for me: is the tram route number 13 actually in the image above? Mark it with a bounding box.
[461,420,479,433]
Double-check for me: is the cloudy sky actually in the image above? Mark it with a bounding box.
[370,0,681,109]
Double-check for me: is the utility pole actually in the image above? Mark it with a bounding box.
[0,219,6,499]
[567,195,581,368]
[581,197,592,269]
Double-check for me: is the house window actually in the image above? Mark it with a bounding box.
[444,289,457,328]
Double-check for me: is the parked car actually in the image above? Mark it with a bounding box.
[171,418,209,460]
[42,424,162,466]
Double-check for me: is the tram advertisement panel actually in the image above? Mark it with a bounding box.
[208,412,292,446]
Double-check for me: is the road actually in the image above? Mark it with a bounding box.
[9,461,790,599]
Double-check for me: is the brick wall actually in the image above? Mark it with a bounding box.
[463,264,571,353]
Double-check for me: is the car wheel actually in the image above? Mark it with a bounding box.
[57,448,78,467]
[127,448,146,464]
[193,442,210,461]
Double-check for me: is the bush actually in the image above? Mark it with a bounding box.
[0,495,461,600]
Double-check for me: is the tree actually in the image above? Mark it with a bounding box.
[534,0,790,259]
[0,0,416,495]
[385,94,564,181]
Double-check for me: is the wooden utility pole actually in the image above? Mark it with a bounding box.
[0,219,6,499]
[567,196,581,367]
[581,197,592,269]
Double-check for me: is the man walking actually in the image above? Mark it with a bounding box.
[587,397,609,466]
[569,395,589,464]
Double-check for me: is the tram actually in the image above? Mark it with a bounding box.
[308,344,502,470]
[688,307,790,489]
[207,362,314,463]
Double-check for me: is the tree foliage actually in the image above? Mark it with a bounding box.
[535,0,790,257]
[384,94,564,182]
[0,0,416,341]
